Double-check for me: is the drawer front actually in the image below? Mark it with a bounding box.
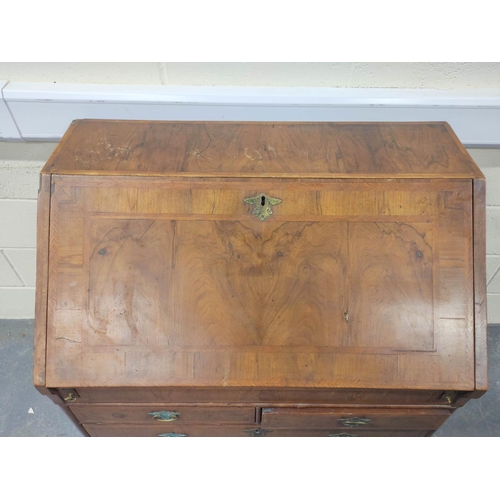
[261,407,451,430]
[83,424,429,437]
[70,405,255,424]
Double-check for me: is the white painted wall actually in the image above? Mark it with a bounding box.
[0,63,499,320]
[2,62,500,88]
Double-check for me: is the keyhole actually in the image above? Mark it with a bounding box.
[261,196,266,206]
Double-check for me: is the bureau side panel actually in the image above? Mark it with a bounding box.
[473,179,488,391]
[33,173,51,388]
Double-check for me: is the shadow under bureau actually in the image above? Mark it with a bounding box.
[34,120,487,437]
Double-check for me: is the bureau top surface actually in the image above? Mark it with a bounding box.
[42,120,482,178]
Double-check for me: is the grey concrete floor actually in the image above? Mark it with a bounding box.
[0,320,83,436]
[0,319,498,437]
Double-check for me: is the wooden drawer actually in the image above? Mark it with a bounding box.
[70,405,256,424]
[261,407,451,430]
[83,424,430,437]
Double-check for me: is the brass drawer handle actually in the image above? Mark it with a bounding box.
[63,392,78,403]
[148,411,180,422]
[442,391,458,405]
[244,193,282,221]
[243,428,271,437]
[158,432,187,437]
[338,417,371,428]
[329,433,358,437]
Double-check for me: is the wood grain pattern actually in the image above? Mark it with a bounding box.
[347,221,434,350]
[70,404,256,424]
[72,387,452,405]
[86,219,348,348]
[260,407,450,429]
[42,121,481,178]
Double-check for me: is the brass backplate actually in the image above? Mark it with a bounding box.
[148,411,180,422]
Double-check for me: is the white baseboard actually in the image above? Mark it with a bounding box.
[1,82,500,146]
[0,82,22,140]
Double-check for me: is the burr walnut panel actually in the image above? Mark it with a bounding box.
[85,219,349,348]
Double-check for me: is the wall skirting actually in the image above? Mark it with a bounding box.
[1,82,500,146]
[0,82,22,140]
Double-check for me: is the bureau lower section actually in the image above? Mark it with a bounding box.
[68,404,451,437]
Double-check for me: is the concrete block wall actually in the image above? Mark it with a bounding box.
[476,149,500,322]
[0,143,56,317]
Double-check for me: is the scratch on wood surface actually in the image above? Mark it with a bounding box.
[55,336,82,343]
[244,148,262,161]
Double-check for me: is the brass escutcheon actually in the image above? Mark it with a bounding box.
[244,193,282,221]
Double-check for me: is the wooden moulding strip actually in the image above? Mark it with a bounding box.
[43,169,478,179]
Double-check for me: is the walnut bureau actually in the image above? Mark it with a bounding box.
[34,120,487,437]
